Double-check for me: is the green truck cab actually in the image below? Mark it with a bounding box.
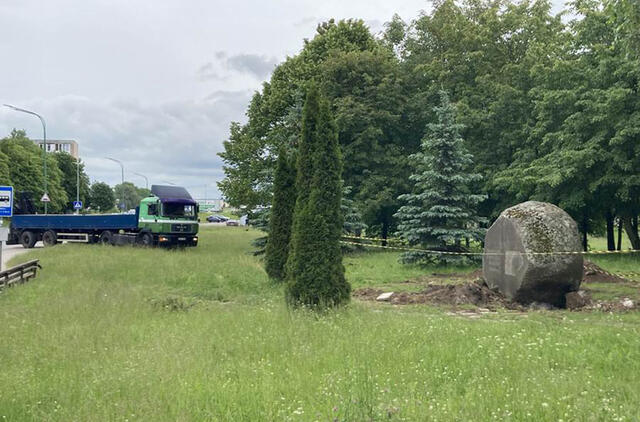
[137,185,199,247]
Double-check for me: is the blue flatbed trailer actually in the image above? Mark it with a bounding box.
[11,212,139,231]
[8,209,141,248]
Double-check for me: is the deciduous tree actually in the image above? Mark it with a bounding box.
[90,182,115,212]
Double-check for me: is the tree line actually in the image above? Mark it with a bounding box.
[218,0,640,251]
[0,130,149,213]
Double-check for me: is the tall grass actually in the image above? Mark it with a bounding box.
[1,226,639,421]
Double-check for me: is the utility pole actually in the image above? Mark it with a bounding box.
[75,160,80,214]
[105,157,125,211]
[4,104,48,213]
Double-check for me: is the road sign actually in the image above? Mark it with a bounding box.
[41,193,51,203]
[0,186,13,217]
[73,201,83,210]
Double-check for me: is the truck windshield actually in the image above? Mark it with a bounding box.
[162,202,196,219]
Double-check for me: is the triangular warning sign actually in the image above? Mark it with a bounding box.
[41,193,51,202]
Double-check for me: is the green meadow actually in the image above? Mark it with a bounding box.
[1,226,639,421]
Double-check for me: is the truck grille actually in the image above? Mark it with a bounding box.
[171,224,192,233]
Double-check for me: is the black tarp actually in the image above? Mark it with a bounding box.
[151,185,196,205]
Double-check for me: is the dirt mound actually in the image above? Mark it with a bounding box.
[582,261,629,283]
[354,281,519,310]
[352,260,637,313]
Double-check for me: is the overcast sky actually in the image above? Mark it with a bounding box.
[0,0,566,200]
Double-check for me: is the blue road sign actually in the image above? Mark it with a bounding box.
[0,186,13,217]
[73,200,83,210]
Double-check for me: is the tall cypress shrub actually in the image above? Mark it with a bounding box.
[264,149,297,281]
[286,85,350,308]
[394,90,486,265]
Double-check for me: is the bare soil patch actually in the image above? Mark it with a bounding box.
[353,281,522,310]
[353,261,638,313]
[582,260,630,283]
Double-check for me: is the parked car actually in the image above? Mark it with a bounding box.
[225,219,239,226]
[206,214,230,223]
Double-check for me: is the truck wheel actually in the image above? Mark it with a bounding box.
[20,231,37,249]
[100,230,113,245]
[42,230,58,247]
[138,232,154,247]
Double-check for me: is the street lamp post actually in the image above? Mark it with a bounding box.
[133,172,149,190]
[74,160,80,214]
[4,104,49,213]
[105,157,125,211]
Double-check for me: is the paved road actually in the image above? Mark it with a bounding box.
[1,243,41,269]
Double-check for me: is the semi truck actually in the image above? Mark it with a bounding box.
[8,185,199,248]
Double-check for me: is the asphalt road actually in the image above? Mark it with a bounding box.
[1,242,41,269]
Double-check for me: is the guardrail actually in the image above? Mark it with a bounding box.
[0,259,41,288]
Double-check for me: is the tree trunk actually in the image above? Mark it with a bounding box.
[623,216,640,250]
[617,218,623,250]
[581,214,588,252]
[381,220,388,247]
[606,211,615,251]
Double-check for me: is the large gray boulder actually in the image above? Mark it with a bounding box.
[483,201,583,307]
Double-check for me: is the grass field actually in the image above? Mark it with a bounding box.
[1,227,639,421]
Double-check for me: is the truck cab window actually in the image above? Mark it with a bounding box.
[162,202,196,219]
[148,203,157,215]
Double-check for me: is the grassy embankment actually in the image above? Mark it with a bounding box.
[1,226,639,421]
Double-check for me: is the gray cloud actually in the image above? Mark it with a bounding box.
[197,63,225,82]
[0,91,252,198]
[226,54,279,79]
[198,52,278,81]
[294,16,320,28]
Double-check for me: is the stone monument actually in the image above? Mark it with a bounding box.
[483,201,583,307]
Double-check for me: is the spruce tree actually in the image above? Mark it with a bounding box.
[286,84,350,308]
[249,207,270,255]
[264,149,297,280]
[394,91,486,265]
[342,186,367,236]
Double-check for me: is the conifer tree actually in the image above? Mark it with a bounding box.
[286,84,350,308]
[264,149,297,280]
[249,207,270,255]
[394,91,486,265]
[342,186,367,236]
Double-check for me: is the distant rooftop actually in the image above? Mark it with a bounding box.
[33,139,78,145]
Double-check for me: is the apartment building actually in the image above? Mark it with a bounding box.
[34,139,79,158]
